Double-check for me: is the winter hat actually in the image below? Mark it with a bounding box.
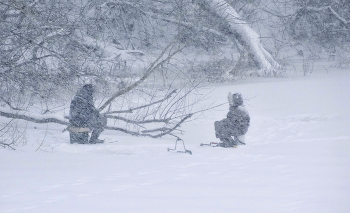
[81,84,94,95]
[228,92,243,107]
[75,84,94,101]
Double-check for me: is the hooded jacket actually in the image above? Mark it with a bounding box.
[69,84,99,128]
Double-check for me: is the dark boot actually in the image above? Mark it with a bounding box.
[218,138,229,147]
[227,137,237,147]
[89,130,104,144]
[219,137,237,147]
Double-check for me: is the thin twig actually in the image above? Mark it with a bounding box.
[106,115,170,124]
[35,123,48,152]
[98,43,184,112]
[0,97,22,110]
[0,142,16,150]
[142,113,192,138]
[103,89,177,114]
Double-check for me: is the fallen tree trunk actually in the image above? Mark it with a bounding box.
[194,0,280,76]
[0,44,195,140]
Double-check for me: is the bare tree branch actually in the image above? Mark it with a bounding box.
[326,6,349,28]
[0,94,225,140]
[104,89,177,114]
[0,97,22,111]
[98,43,185,112]
[0,142,16,150]
[106,115,170,124]
[0,109,69,126]
[104,113,191,139]
[141,113,192,138]
[293,6,350,30]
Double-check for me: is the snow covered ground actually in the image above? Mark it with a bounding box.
[1,65,350,213]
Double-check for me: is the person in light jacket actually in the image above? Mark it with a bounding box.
[214,93,250,147]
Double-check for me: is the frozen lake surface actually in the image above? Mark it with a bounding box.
[1,68,350,213]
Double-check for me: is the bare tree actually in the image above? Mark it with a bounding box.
[288,0,350,59]
[0,42,205,146]
[192,0,280,76]
[0,1,201,148]
[5,0,328,148]
[96,0,282,76]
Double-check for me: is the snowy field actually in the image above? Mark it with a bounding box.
[1,65,350,213]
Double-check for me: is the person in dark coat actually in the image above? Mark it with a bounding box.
[214,93,250,147]
[69,84,107,144]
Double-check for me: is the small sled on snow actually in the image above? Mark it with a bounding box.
[168,138,192,155]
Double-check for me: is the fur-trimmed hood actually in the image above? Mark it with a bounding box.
[228,92,243,107]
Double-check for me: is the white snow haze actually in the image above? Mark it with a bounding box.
[1,65,350,213]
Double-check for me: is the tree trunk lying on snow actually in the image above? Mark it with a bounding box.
[0,44,195,141]
[102,0,279,76]
[0,108,192,139]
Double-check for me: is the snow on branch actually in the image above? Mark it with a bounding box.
[194,0,280,76]
[100,0,279,76]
